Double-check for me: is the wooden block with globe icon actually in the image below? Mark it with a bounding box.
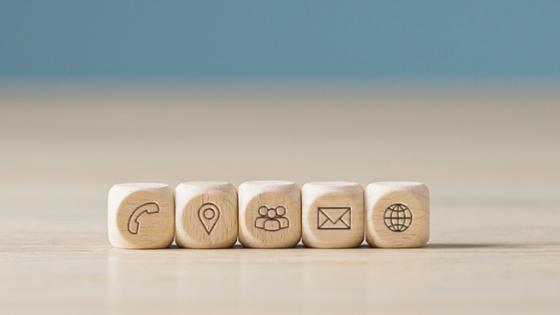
[108,183,175,249]
[175,181,238,248]
[365,182,429,248]
[302,181,364,248]
[238,180,301,248]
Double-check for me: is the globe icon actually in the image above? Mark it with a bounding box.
[384,203,413,232]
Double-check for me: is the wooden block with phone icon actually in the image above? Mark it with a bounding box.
[108,183,175,249]
[175,181,238,248]
[238,180,301,248]
[365,181,429,248]
[302,181,364,248]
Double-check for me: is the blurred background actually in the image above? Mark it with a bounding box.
[2,1,560,78]
[1,1,560,314]
[1,0,559,205]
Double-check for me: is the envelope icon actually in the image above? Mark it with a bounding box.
[317,207,351,230]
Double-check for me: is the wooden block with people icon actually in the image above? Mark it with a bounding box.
[108,183,175,249]
[238,180,301,248]
[255,205,290,231]
[365,181,429,248]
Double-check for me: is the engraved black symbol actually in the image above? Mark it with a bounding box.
[255,205,289,231]
[198,202,220,235]
[127,202,160,234]
[317,207,351,230]
[384,203,413,232]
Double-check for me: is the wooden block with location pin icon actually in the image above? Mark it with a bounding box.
[365,181,430,248]
[108,183,175,249]
[175,181,238,248]
[238,180,301,248]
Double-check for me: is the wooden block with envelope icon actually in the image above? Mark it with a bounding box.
[302,181,364,248]
[317,207,352,229]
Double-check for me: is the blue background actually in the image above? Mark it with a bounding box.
[1,0,559,79]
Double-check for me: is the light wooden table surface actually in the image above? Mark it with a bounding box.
[1,85,559,315]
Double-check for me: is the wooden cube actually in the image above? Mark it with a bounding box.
[108,183,175,249]
[238,180,301,248]
[302,181,364,248]
[175,181,238,248]
[365,181,429,248]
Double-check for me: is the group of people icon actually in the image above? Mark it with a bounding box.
[255,205,290,231]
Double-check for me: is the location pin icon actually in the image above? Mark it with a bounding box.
[198,202,220,235]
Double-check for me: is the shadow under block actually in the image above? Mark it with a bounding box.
[302,181,364,248]
[238,180,301,248]
[108,183,175,249]
[175,181,238,248]
[365,181,429,248]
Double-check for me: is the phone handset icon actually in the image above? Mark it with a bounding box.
[127,202,160,234]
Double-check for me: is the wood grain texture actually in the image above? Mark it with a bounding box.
[108,183,175,249]
[366,182,429,248]
[175,181,237,248]
[238,180,301,248]
[302,181,364,248]
[1,85,560,315]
